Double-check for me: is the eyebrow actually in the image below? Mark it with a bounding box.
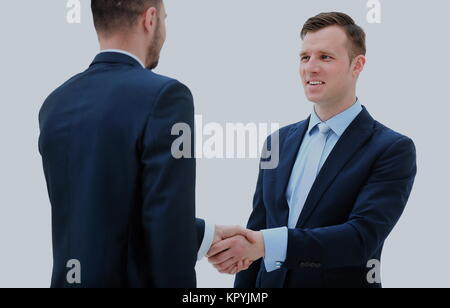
[300,50,337,57]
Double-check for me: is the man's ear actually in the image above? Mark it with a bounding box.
[352,55,366,77]
[143,7,158,33]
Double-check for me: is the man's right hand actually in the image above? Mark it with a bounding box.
[207,225,256,275]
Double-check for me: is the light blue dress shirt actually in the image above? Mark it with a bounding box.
[261,100,363,272]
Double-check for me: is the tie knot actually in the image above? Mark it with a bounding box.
[318,123,331,135]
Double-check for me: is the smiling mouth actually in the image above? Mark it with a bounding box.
[307,81,325,86]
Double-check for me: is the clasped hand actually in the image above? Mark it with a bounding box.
[206,225,265,275]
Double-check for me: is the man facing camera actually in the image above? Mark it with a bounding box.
[208,12,417,288]
[39,0,249,288]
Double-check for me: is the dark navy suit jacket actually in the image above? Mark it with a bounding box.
[235,106,417,288]
[39,52,204,288]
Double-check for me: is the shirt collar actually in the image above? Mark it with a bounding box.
[308,99,363,137]
[99,49,146,69]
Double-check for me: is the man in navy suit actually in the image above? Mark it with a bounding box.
[39,0,250,288]
[208,12,417,288]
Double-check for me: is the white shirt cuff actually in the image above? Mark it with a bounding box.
[197,222,215,261]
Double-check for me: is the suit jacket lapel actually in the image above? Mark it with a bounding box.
[274,119,309,225]
[296,106,375,228]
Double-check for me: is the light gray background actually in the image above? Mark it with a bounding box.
[0,0,448,288]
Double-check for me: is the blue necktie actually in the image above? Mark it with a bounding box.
[288,123,331,228]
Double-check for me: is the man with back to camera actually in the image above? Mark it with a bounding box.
[207,12,417,288]
[38,0,251,288]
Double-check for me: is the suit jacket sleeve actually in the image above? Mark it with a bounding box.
[282,136,417,270]
[140,81,197,287]
[196,218,205,251]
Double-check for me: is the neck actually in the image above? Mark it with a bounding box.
[314,94,357,122]
[99,34,148,67]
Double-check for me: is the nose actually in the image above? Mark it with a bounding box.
[302,56,321,75]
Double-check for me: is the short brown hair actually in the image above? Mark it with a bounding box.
[92,0,162,35]
[301,12,366,61]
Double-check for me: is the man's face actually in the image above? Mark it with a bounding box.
[146,2,167,69]
[300,25,357,106]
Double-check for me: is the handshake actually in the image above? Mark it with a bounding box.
[206,225,265,275]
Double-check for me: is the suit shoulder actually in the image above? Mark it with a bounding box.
[374,121,416,155]
[135,69,174,84]
[45,70,87,99]
[39,70,89,118]
[372,120,414,146]
[130,70,192,95]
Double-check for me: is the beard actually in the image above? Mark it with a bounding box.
[145,23,163,70]
[146,57,159,70]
